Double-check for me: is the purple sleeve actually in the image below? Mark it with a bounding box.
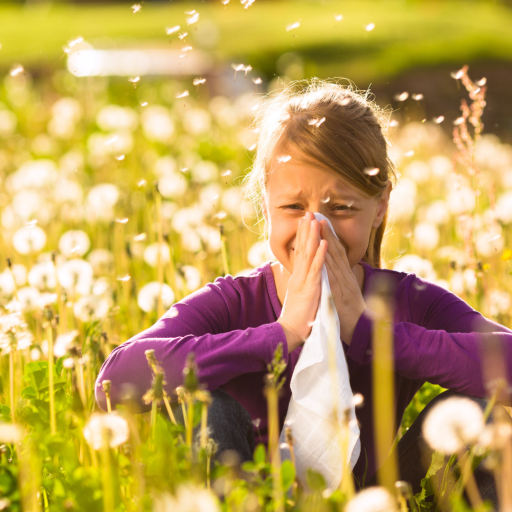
[347,273,512,398]
[95,277,289,412]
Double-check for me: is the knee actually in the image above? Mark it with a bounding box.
[208,389,253,427]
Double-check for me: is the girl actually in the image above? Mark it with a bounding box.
[95,80,512,503]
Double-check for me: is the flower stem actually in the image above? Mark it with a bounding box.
[46,321,57,435]
[9,350,15,423]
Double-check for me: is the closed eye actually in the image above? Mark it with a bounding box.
[282,204,356,212]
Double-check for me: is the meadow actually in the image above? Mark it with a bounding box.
[0,57,511,511]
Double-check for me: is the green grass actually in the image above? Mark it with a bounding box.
[1,0,512,83]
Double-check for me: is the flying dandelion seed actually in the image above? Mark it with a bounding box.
[138,179,147,187]
[243,65,252,78]
[335,14,343,21]
[286,21,300,31]
[193,77,206,86]
[232,63,245,81]
[214,212,227,219]
[364,168,380,176]
[308,117,326,127]
[321,196,330,203]
[277,155,291,163]
[131,3,142,13]
[186,12,199,24]
[451,68,464,79]
[141,102,148,107]
[220,170,232,177]
[365,22,375,31]
[222,0,230,4]
[181,46,193,53]
[10,65,24,77]
[394,92,409,101]
[404,150,415,157]
[104,135,118,146]
[434,116,445,124]
[181,167,189,173]
[253,77,262,84]
[83,413,129,450]
[248,144,257,151]
[340,97,350,106]
[389,119,399,128]
[134,233,146,241]
[116,275,131,282]
[178,32,188,40]
[353,393,364,407]
[412,93,424,100]
[176,91,189,99]
[241,0,256,9]
[115,155,125,161]
[477,77,487,86]
[490,234,501,242]
[26,219,38,227]
[166,26,180,35]
[115,218,129,224]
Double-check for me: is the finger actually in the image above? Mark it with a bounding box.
[321,220,351,271]
[307,238,327,284]
[294,213,313,281]
[326,249,351,287]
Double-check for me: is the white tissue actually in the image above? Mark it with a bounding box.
[278,212,361,490]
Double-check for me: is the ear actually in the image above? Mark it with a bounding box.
[372,180,392,229]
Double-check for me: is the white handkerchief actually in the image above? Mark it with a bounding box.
[278,212,361,490]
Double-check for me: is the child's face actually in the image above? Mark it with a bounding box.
[262,146,391,274]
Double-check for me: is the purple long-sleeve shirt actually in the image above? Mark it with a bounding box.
[95,259,512,482]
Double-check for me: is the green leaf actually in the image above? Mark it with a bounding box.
[306,469,326,492]
[281,460,295,492]
[21,386,37,400]
[253,443,266,465]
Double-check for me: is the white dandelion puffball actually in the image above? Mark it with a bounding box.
[198,183,222,214]
[137,282,175,313]
[153,156,177,177]
[495,191,512,223]
[59,230,91,258]
[12,226,47,254]
[0,422,22,443]
[143,243,171,267]
[404,160,431,183]
[388,178,417,221]
[153,485,221,512]
[73,295,112,322]
[222,188,243,217]
[392,255,437,281]
[345,486,397,512]
[183,108,212,135]
[17,286,41,312]
[248,241,274,268]
[157,173,188,199]
[87,183,120,209]
[53,179,83,204]
[413,222,440,251]
[180,227,202,252]
[447,186,475,215]
[87,249,114,274]
[53,330,79,357]
[57,259,94,295]
[141,105,175,143]
[179,265,202,292]
[97,105,138,132]
[191,161,218,183]
[425,200,450,225]
[171,206,204,234]
[51,97,82,124]
[196,224,222,252]
[487,290,512,317]
[12,190,43,220]
[83,412,129,450]
[0,109,17,137]
[436,245,469,268]
[423,397,484,454]
[429,155,452,177]
[5,159,59,193]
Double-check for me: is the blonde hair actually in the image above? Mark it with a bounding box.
[241,78,397,268]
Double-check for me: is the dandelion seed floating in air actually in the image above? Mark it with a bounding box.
[454,117,464,125]
[131,4,142,14]
[253,77,262,84]
[137,179,147,187]
[404,150,415,157]
[186,12,199,24]
[134,233,146,241]
[389,119,399,128]
[277,155,291,163]
[178,32,188,40]
[10,65,24,77]
[181,46,193,53]
[308,117,325,128]
[220,170,232,177]
[451,68,464,80]
[477,77,487,86]
[241,0,256,9]
[63,36,84,53]
[193,77,206,86]
[176,90,189,99]
[222,0,230,4]
[394,91,409,101]
[104,135,118,146]
[116,275,131,282]
[434,116,445,124]
[364,168,380,176]
[232,63,245,81]
[248,144,257,151]
[141,102,148,107]
[115,155,125,161]
[412,93,423,101]
[115,218,129,224]
[321,196,330,203]
[286,21,300,31]
[365,22,375,31]
[166,26,180,35]
[335,14,343,21]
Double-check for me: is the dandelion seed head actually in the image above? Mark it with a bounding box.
[166,25,180,35]
[345,487,396,512]
[252,418,261,428]
[364,167,380,176]
[394,92,409,102]
[286,21,300,31]
[54,330,79,357]
[277,155,291,163]
[83,412,129,450]
[137,281,175,312]
[365,22,375,31]
[423,397,484,454]
[131,3,142,13]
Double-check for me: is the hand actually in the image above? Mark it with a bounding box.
[278,211,328,353]
[319,219,367,345]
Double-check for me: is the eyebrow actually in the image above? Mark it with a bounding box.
[277,191,360,201]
